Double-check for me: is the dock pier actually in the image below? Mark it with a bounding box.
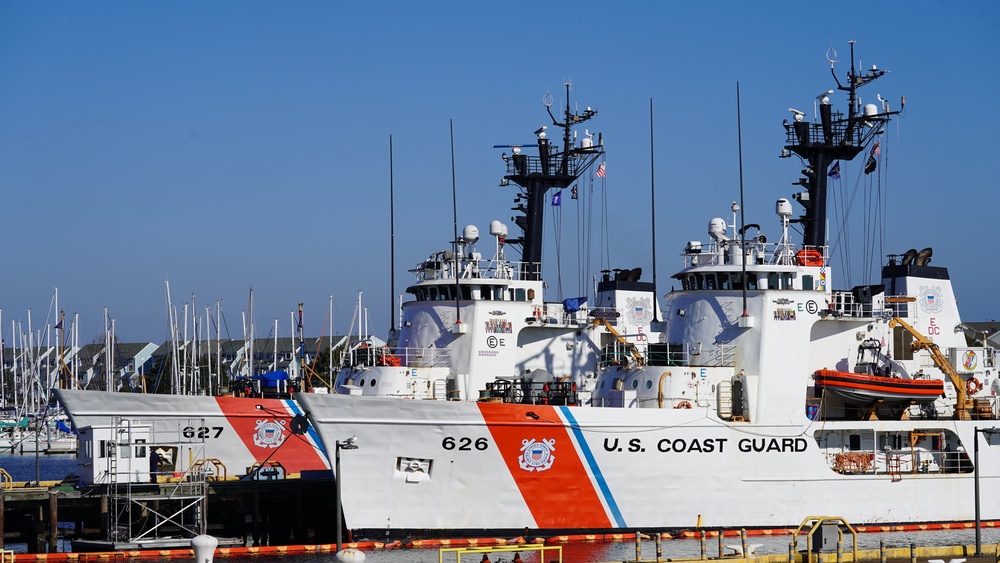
[0,477,340,553]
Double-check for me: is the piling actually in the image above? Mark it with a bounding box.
[788,541,795,563]
[48,490,58,552]
[741,528,748,557]
[910,543,917,563]
[635,531,641,561]
[880,540,887,563]
[700,530,707,560]
[99,493,108,539]
[655,532,662,561]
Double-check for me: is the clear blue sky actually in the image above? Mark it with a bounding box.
[2,1,998,345]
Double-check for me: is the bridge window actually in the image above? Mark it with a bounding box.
[718,273,730,289]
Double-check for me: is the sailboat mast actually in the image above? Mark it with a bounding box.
[0,308,4,409]
[328,295,334,384]
[216,300,222,396]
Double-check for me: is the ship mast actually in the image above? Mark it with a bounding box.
[498,83,604,280]
[783,41,901,248]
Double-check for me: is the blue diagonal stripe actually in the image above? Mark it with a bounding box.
[559,406,626,527]
[283,399,329,460]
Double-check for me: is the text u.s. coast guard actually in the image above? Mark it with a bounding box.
[602,437,809,454]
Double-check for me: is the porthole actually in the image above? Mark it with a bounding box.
[370,379,377,387]
[359,379,365,387]
[645,380,653,389]
[631,379,638,389]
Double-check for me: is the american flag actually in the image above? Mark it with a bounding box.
[595,162,606,178]
[871,140,881,156]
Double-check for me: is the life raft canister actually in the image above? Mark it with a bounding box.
[795,249,824,267]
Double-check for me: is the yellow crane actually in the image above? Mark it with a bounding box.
[887,317,970,420]
[592,317,645,367]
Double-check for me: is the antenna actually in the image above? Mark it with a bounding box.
[737,82,749,321]
[389,135,397,338]
[649,97,659,322]
[450,119,461,326]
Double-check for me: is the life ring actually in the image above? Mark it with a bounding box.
[966,378,983,396]
[675,400,692,409]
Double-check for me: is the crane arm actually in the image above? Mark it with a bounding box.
[592,318,645,366]
[888,317,967,417]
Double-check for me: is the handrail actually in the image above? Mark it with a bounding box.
[439,543,561,563]
[792,515,858,563]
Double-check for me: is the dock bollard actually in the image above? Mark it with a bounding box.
[655,532,662,562]
[191,535,218,563]
[879,540,886,563]
[636,531,642,562]
[741,528,748,558]
[701,530,707,560]
[788,541,795,563]
[335,548,366,562]
[909,543,916,563]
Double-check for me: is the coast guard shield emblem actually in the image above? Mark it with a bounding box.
[919,285,943,314]
[625,296,652,326]
[253,419,287,449]
[519,438,556,472]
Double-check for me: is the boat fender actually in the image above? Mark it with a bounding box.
[966,377,983,396]
[675,400,692,409]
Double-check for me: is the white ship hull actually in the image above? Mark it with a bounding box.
[296,392,1000,536]
[55,389,331,484]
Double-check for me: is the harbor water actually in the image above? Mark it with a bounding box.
[0,451,79,483]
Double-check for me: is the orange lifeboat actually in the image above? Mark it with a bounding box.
[795,249,824,267]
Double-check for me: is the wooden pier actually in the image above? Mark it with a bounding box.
[0,476,340,553]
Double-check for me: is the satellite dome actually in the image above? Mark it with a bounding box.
[708,218,727,242]
[462,225,479,243]
[776,198,793,218]
[489,220,507,237]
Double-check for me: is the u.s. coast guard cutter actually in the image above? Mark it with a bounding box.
[297,43,999,539]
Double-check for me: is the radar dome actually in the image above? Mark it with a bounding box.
[708,218,727,242]
[776,198,793,218]
[462,225,480,243]
[489,220,507,237]
[863,103,879,127]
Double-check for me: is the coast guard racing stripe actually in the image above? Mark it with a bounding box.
[216,397,330,474]
[478,403,612,529]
